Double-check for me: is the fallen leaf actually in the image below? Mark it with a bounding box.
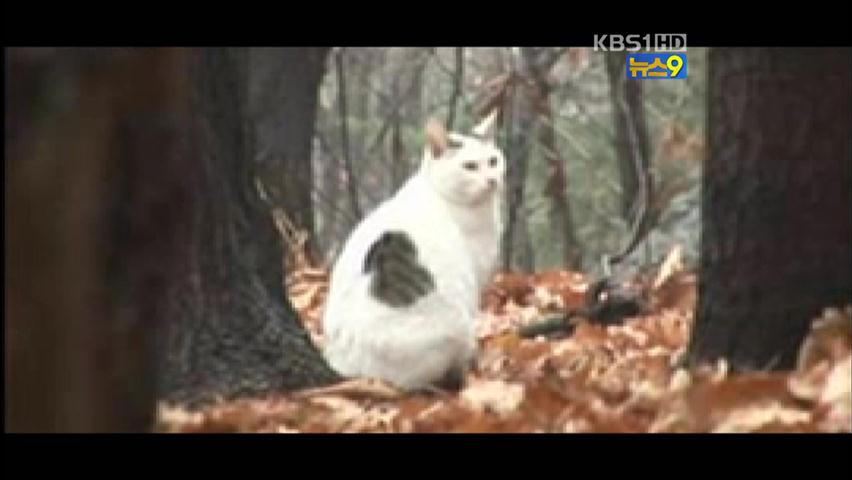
[461,379,525,418]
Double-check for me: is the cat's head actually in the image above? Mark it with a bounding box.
[422,110,506,206]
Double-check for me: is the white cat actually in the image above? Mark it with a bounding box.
[321,111,506,391]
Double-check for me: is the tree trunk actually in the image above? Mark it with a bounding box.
[159,48,341,407]
[605,52,655,268]
[388,74,407,192]
[539,97,582,270]
[687,47,852,371]
[606,52,652,224]
[446,47,464,130]
[349,49,373,226]
[5,47,187,432]
[249,47,329,257]
[315,133,340,255]
[335,48,361,221]
[501,50,538,272]
[528,49,582,270]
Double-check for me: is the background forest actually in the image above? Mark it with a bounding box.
[299,47,706,275]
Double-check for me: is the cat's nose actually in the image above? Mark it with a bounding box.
[487,178,498,189]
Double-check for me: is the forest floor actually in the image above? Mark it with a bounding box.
[157,246,851,433]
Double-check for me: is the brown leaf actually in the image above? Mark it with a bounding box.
[653,245,684,290]
[292,377,405,401]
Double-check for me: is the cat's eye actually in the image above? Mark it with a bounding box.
[448,138,464,149]
[463,162,478,171]
[489,157,498,167]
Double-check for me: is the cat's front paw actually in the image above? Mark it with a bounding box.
[364,231,436,308]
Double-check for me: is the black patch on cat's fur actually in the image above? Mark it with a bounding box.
[364,231,435,307]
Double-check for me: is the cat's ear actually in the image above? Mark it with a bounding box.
[425,118,449,158]
[472,109,499,142]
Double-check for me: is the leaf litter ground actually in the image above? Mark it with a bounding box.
[157,246,851,433]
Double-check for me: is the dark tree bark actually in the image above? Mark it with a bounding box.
[5,47,189,432]
[249,47,329,256]
[687,48,852,371]
[159,48,341,407]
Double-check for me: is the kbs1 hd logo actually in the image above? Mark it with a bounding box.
[594,34,688,80]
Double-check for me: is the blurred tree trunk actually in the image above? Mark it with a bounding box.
[446,47,464,130]
[335,48,361,221]
[372,49,430,197]
[687,47,852,371]
[538,97,582,269]
[389,74,407,191]
[5,48,341,432]
[159,48,340,406]
[5,47,188,432]
[386,49,427,193]
[311,48,347,255]
[405,49,424,126]
[349,49,372,225]
[503,47,575,272]
[391,111,406,189]
[528,48,582,269]
[605,52,654,268]
[249,47,329,257]
[502,69,535,272]
[606,52,652,224]
[315,136,340,255]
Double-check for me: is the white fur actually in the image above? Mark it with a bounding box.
[321,116,505,390]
